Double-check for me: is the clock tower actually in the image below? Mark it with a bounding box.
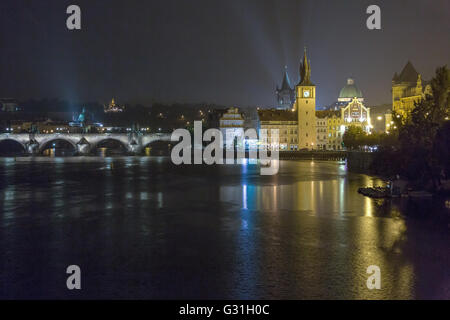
[294,48,316,150]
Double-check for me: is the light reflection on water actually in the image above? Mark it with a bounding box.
[219,172,423,299]
[0,157,448,299]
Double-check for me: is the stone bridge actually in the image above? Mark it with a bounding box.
[0,132,172,155]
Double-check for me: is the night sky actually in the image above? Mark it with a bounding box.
[0,0,449,107]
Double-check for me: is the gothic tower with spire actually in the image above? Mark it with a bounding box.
[276,66,295,110]
[294,48,316,150]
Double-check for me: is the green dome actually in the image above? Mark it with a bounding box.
[339,78,363,99]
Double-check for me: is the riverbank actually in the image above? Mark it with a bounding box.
[278,151,347,161]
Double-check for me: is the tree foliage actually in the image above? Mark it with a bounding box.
[342,126,386,150]
[343,125,366,150]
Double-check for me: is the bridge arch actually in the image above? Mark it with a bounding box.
[38,138,78,154]
[0,139,27,155]
[140,134,172,155]
[142,140,173,155]
[90,138,129,154]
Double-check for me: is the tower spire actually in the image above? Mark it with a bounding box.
[280,66,292,90]
[299,47,312,85]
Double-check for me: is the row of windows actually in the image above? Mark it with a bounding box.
[329,133,341,137]
[279,130,298,135]
[266,132,298,137]
[318,134,342,139]
[328,119,341,124]
[279,138,298,143]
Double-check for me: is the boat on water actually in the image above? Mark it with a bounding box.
[358,187,434,199]
[358,187,389,198]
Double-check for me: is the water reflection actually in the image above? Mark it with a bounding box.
[0,158,448,299]
[218,161,448,299]
[221,174,367,216]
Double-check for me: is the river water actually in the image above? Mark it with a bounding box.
[0,157,448,299]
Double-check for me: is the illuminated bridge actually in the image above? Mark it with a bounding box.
[0,132,172,155]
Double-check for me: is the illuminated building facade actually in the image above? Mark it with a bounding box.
[10,120,70,134]
[326,79,372,147]
[341,98,372,133]
[316,116,327,150]
[316,77,371,150]
[258,109,298,150]
[320,98,372,151]
[316,110,344,151]
[392,61,431,118]
[328,113,343,150]
[219,107,245,147]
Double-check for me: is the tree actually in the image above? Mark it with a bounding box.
[343,125,367,150]
[433,121,450,180]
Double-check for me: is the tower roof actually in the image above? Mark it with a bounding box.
[299,48,313,86]
[395,61,419,83]
[279,66,292,91]
[339,78,363,99]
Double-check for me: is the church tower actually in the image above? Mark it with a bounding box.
[276,66,295,110]
[294,48,316,150]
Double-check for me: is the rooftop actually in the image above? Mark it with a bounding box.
[258,109,297,122]
[393,61,420,84]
